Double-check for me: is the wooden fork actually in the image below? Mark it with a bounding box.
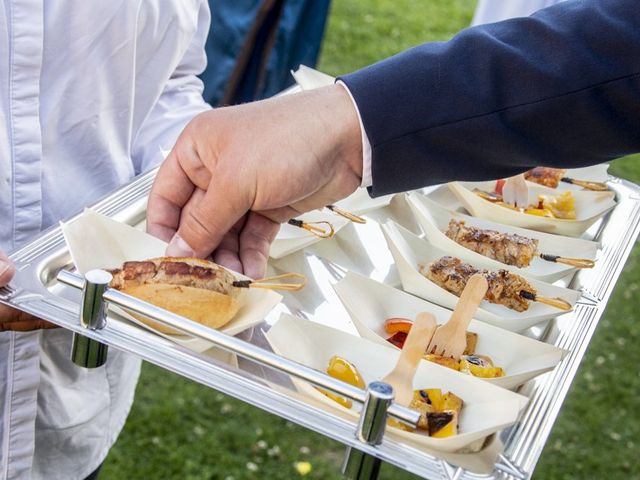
[381,312,437,406]
[426,274,488,360]
[502,173,529,208]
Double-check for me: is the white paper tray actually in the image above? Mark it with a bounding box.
[333,272,566,390]
[265,313,529,453]
[448,180,617,237]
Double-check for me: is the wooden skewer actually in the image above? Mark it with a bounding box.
[539,253,595,269]
[519,290,572,311]
[287,219,335,238]
[424,256,574,312]
[232,273,307,291]
[325,205,366,224]
[445,217,595,269]
[561,177,608,191]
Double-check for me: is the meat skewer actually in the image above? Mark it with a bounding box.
[445,220,595,269]
[108,258,306,334]
[420,256,572,312]
[110,258,307,292]
[524,167,608,191]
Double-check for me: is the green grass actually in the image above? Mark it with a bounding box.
[101,3,640,479]
[319,0,475,75]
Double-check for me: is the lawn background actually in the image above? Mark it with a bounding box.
[102,1,640,478]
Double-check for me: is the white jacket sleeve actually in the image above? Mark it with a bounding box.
[131,0,212,174]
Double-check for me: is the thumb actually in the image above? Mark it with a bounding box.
[0,251,16,287]
[166,178,252,258]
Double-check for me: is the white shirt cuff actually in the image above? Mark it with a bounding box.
[336,80,373,188]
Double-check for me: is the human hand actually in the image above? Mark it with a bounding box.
[0,251,57,331]
[147,83,363,278]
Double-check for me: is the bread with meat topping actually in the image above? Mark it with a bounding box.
[109,257,240,334]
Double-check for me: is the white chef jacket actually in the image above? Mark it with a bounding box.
[0,1,211,478]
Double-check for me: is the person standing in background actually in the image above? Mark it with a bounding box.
[0,2,211,479]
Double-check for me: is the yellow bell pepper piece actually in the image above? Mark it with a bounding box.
[429,411,457,438]
[319,356,365,409]
[541,191,577,219]
[424,388,445,410]
[525,207,554,217]
[459,359,505,378]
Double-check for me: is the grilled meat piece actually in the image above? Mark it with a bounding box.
[524,167,566,188]
[445,220,539,268]
[420,256,535,312]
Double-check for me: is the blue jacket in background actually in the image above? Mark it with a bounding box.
[201,0,331,106]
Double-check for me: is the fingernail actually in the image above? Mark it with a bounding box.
[166,234,197,258]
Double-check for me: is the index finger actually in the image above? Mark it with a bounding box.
[168,173,254,258]
[146,148,198,242]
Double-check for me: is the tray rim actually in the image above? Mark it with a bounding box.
[1,168,639,479]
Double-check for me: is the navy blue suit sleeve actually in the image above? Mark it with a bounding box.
[339,0,640,196]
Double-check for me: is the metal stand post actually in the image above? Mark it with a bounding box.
[342,381,394,480]
[71,269,111,368]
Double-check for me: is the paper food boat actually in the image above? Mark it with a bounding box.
[524,164,610,192]
[448,181,616,237]
[333,272,566,390]
[61,209,282,354]
[406,192,599,283]
[265,313,529,453]
[381,220,581,332]
[270,188,393,259]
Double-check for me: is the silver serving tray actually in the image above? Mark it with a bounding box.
[1,169,639,479]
